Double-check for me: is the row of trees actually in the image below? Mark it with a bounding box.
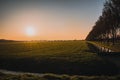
[86,0,120,45]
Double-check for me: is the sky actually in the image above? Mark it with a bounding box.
[0,0,105,40]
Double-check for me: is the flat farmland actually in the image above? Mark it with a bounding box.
[0,41,118,75]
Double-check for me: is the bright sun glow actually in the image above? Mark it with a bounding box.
[26,26,36,36]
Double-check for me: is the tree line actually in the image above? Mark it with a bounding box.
[86,0,120,45]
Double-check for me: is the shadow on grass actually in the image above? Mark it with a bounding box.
[0,55,119,76]
[87,42,119,75]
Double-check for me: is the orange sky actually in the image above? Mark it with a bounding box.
[0,0,105,40]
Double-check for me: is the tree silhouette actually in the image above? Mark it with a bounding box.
[86,0,120,45]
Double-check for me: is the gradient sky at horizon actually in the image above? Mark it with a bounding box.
[0,0,105,40]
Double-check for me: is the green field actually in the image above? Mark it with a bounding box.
[0,41,118,75]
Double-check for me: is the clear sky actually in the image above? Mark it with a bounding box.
[0,0,105,40]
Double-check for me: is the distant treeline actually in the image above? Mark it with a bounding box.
[0,39,80,42]
[86,0,120,45]
[0,39,15,42]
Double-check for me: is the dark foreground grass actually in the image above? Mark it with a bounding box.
[0,40,118,75]
[0,72,120,80]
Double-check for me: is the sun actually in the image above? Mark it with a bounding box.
[25,26,36,36]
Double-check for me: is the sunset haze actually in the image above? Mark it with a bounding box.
[0,0,105,40]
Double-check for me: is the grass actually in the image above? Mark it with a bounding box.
[0,72,120,80]
[91,41,120,52]
[0,40,118,75]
